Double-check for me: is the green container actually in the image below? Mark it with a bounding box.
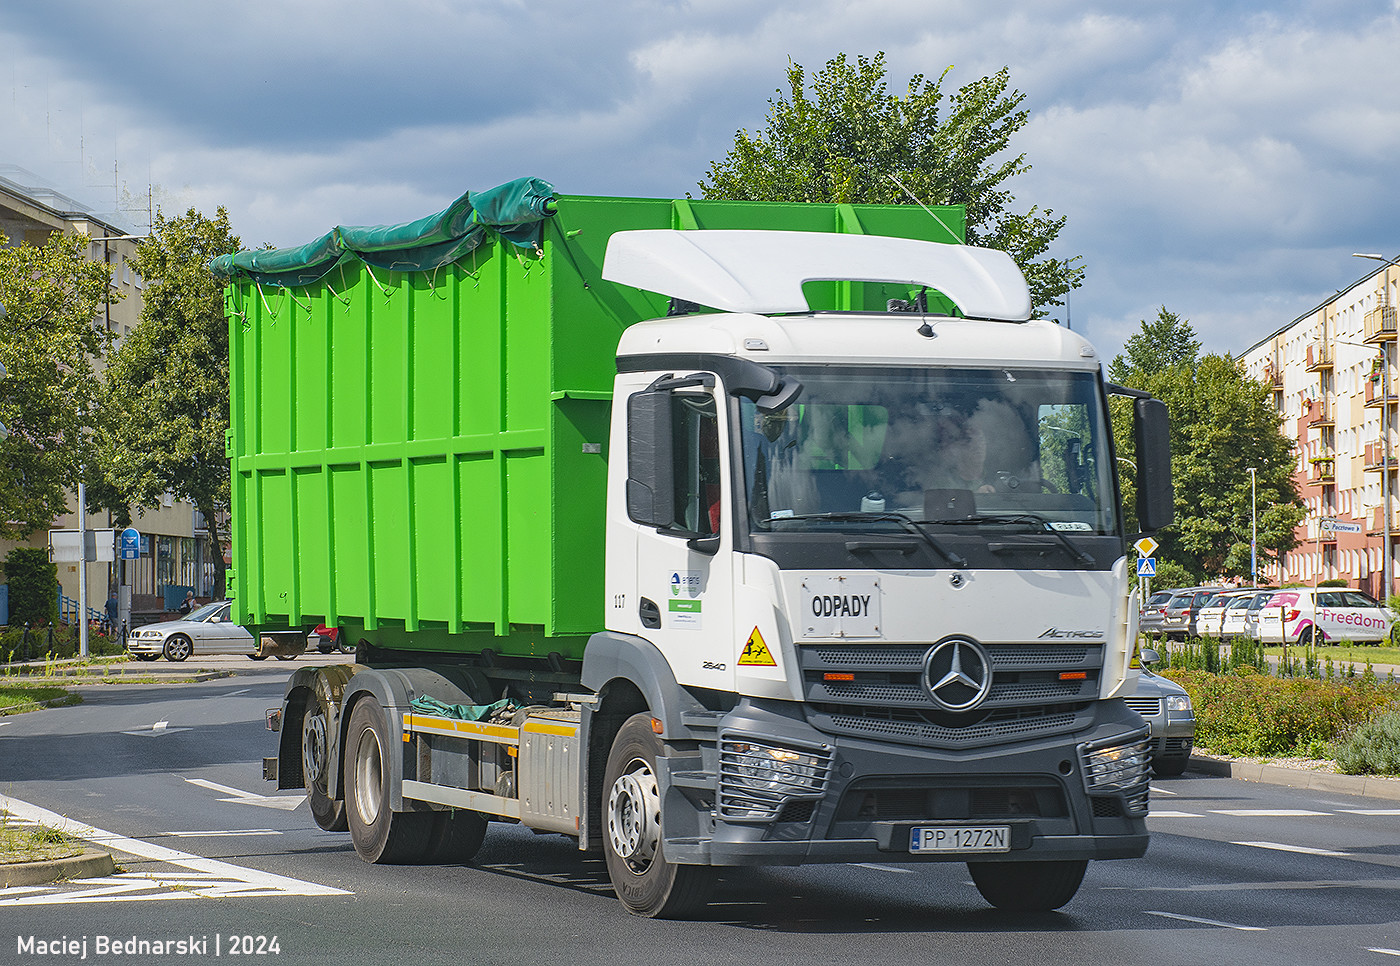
[225,192,965,659]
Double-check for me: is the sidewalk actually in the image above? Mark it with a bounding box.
[1186,752,1400,801]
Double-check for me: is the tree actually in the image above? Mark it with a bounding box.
[0,232,117,538]
[96,208,240,598]
[698,52,1083,314]
[1110,309,1304,583]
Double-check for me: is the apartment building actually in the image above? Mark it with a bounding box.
[0,168,219,622]
[1240,258,1400,598]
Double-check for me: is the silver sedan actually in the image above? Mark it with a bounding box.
[125,600,257,662]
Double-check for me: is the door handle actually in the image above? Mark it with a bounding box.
[639,597,661,629]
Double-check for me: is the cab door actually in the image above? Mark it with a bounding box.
[620,376,735,693]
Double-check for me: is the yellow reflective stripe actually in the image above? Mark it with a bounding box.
[401,713,519,745]
[521,722,579,737]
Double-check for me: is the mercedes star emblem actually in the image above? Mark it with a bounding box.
[921,638,993,712]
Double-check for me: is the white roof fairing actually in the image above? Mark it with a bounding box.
[600,229,1033,321]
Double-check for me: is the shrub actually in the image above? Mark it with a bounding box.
[1163,670,1399,758]
[1334,709,1400,775]
[4,547,57,627]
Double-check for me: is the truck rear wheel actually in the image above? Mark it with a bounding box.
[602,713,714,918]
[345,697,432,863]
[967,859,1087,911]
[301,695,347,832]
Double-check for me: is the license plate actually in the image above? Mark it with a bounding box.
[909,825,1010,853]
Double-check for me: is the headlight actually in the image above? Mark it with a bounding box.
[1165,694,1192,713]
[718,737,832,821]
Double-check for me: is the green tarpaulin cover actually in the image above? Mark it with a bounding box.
[210,176,555,287]
[409,695,513,722]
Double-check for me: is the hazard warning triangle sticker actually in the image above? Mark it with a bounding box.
[738,627,777,666]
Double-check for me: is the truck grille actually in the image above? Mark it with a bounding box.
[800,642,1103,750]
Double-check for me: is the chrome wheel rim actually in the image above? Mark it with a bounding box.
[352,726,383,827]
[607,757,660,874]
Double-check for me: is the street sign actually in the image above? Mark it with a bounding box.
[1319,517,1363,534]
[120,527,142,560]
[1136,556,1157,577]
[1133,536,1159,557]
[49,528,116,562]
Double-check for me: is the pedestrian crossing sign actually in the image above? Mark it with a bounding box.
[1137,557,1156,577]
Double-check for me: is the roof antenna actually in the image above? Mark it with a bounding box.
[888,174,963,245]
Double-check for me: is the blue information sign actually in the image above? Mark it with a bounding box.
[1136,556,1156,577]
[120,527,141,561]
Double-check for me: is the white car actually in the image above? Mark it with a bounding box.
[1222,589,1276,639]
[1254,587,1396,646]
[126,600,258,662]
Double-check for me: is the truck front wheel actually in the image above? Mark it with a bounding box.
[967,859,1087,911]
[345,697,432,863]
[601,713,714,918]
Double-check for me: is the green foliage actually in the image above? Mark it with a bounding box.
[96,207,239,598]
[4,547,57,627]
[1333,709,1400,775]
[0,232,118,537]
[1164,668,1397,757]
[698,52,1083,315]
[1110,309,1304,582]
[1,622,122,661]
[1148,561,1194,593]
[1317,578,1349,587]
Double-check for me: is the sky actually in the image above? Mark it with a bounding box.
[3,0,1399,362]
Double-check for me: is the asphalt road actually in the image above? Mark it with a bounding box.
[2,666,1399,966]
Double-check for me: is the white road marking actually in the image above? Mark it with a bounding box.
[1368,949,1400,957]
[158,829,283,837]
[1145,911,1265,931]
[1342,810,1400,816]
[1146,810,1203,818]
[1233,841,1348,857]
[226,689,251,696]
[1211,809,1328,817]
[1149,785,1178,795]
[855,863,917,874]
[0,794,347,905]
[185,777,305,810]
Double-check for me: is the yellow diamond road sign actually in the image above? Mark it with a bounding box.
[1133,537,1159,557]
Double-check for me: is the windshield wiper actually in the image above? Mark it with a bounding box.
[771,511,968,567]
[921,512,1095,567]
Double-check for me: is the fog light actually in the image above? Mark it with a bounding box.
[718,736,832,821]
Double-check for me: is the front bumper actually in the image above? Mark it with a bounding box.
[125,636,166,655]
[663,697,1150,867]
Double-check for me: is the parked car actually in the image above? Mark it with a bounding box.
[1194,588,1261,639]
[310,624,355,655]
[1222,589,1276,640]
[1128,649,1196,776]
[1138,590,1175,636]
[1254,587,1397,645]
[126,600,259,662]
[1160,586,1232,640]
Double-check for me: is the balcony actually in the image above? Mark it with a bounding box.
[1364,304,1398,343]
[1367,504,1397,536]
[1306,342,1334,371]
[1262,362,1283,389]
[1364,379,1398,408]
[1308,456,1336,484]
[1365,441,1398,472]
[1306,398,1335,427]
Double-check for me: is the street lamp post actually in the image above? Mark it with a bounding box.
[1248,466,1258,585]
[1354,253,1400,600]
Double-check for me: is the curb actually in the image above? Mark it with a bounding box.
[0,849,115,888]
[1187,755,1400,801]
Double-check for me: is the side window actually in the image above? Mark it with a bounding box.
[672,394,721,536]
[1345,592,1379,608]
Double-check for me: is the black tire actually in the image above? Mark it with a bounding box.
[275,652,298,661]
[133,653,160,662]
[967,859,1088,911]
[317,643,334,654]
[248,652,268,661]
[302,694,348,832]
[1298,626,1323,647]
[163,635,192,662]
[425,808,488,863]
[602,713,714,918]
[345,697,432,863]
[1151,756,1189,777]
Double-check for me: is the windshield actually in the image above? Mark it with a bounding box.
[739,365,1119,535]
[185,602,224,622]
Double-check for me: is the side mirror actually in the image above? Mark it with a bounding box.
[626,389,675,528]
[1140,647,1160,666]
[1134,397,1174,532]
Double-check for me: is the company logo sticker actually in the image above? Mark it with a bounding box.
[738,627,777,666]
